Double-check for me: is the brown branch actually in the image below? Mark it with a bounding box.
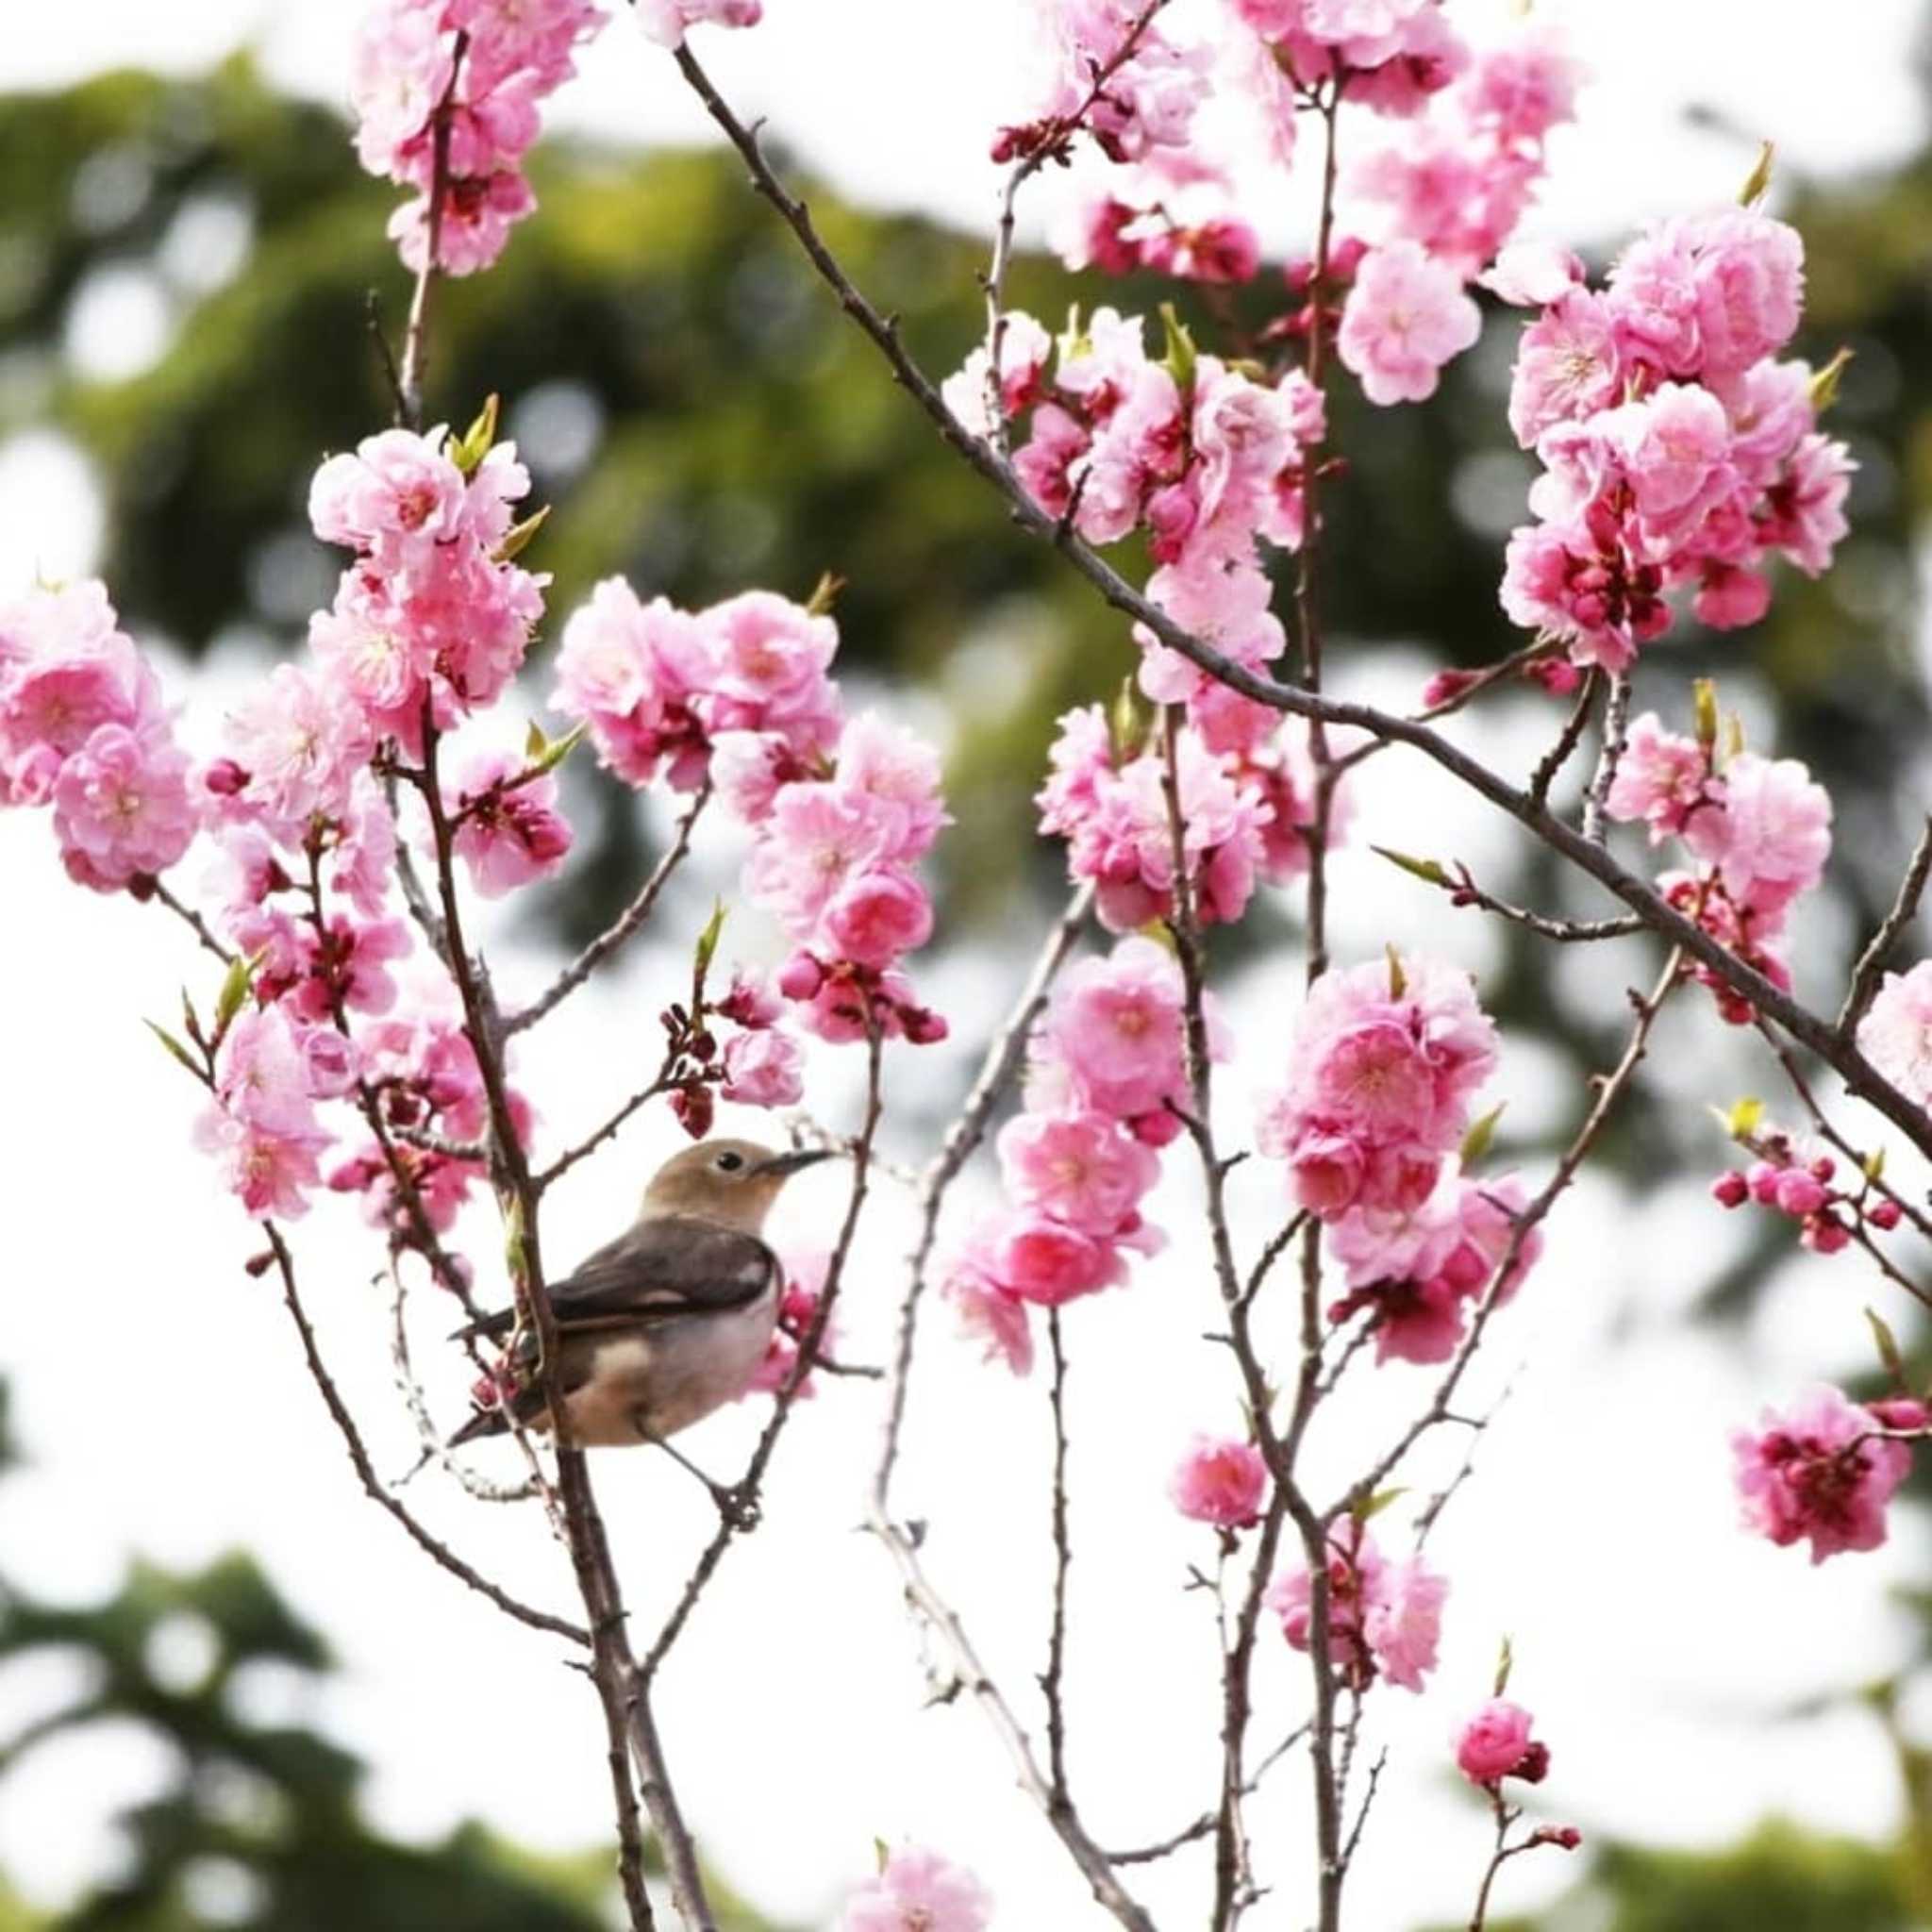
[396,35,468,428]
[1581,670,1631,845]
[1042,1305,1074,1806]
[1838,815,1932,1038]
[508,782,712,1036]
[149,878,237,965]
[410,722,668,1932]
[263,1224,586,1644]
[1527,667,1600,808]
[537,1068,677,1193]
[1107,1724,1309,1868]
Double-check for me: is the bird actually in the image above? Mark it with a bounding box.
[447,1137,831,1455]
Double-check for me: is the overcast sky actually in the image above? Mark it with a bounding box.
[4,3,1931,1927]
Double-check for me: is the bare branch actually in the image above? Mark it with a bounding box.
[264,1224,586,1644]
[1581,671,1631,845]
[396,35,468,427]
[508,782,712,1037]
[1838,815,1932,1038]
[148,878,237,965]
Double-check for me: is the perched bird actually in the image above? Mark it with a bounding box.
[448,1137,830,1451]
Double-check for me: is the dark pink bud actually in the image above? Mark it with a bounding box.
[1747,1160,1782,1206]
[1868,1197,1904,1231]
[205,758,249,796]
[1531,1825,1582,1852]
[1869,1396,1928,1431]
[1710,1171,1749,1208]
[776,952,824,1000]
[1422,668,1480,708]
[901,1005,949,1045]
[1514,1740,1551,1784]
[1802,1212,1852,1255]
[1326,234,1369,279]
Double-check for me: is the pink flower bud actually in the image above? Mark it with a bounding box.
[1710,1171,1749,1208]
[1455,1699,1539,1786]
[1868,1197,1903,1231]
[776,951,824,1000]
[1802,1212,1851,1255]
[1747,1160,1782,1206]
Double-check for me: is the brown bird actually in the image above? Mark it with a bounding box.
[448,1138,830,1452]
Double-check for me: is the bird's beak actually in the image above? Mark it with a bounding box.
[753,1146,836,1178]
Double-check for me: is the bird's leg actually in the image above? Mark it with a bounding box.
[633,1415,761,1531]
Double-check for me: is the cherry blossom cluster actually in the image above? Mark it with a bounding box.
[950,307,1323,594]
[941,938,1203,1374]
[1499,203,1853,668]
[349,0,608,275]
[553,585,948,1045]
[1732,1383,1924,1565]
[0,580,197,891]
[1605,708,1830,1019]
[840,1844,991,1932]
[1255,957,1538,1365]
[1710,1113,1899,1257]
[996,1,1209,173]
[1267,1520,1447,1693]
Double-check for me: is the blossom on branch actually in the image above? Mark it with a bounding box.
[1732,1384,1922,1564]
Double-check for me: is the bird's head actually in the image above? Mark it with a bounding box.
[640,1137,833,1230]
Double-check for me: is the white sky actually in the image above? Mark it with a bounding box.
[4,4,1931,1929]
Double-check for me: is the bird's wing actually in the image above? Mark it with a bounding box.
[453,1218,779,1343]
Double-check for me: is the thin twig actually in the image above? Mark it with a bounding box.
[1581,671,1631,845]
[1042,1306,1074,1807]
[1838,815,1932,1038]
[1527,668,1600,808]
[538,1069,676,1192]
[148,878,237,964]
[508,783,712,1037]
[396,35,468,427]
[264,1224,585,1643]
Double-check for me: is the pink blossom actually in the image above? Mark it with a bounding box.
[1857,962,1932,1107]
[833,711,949,862]
[193,1110,330,1221]
[941,312,1053,437]
[720,1027,804,1108]
[551,579,713,789]
[215,1007,324,1136]
[1455,1699,1539,1785]
[744,785,894,939]
[1603,713,1707,842]
[634,0,761,46]
[1507,291,1622,446]
[51,723,197,891]
[209,664,373,841]
[1732,1384,1913,1563]
[991,1211,1126,1307]
[1267,1525,1446,1693]
[1692,752,1831,925]
[308,426,468,561]
[699,591,841,751]
[998,1110,1159,1237]
[448,748,575,897]
[1035,938,1192,1128]
[841,1844,991,1932]
[1259,956,1498,1221]
[1337,241,1481,407]
[1462,23,1578,144]
[1763,433,1855,576]
[1170,1435,1269,1529]
[0,581,155,793]
[942,1231,1036,1376]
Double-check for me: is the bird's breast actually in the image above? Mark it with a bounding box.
[560,1291,779,1447]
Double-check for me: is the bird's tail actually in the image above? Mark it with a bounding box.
[446,1407,508,1448]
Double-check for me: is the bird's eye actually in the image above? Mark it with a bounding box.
[715,1151,745,1173]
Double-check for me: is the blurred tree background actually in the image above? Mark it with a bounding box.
[2,35,1930,1928]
